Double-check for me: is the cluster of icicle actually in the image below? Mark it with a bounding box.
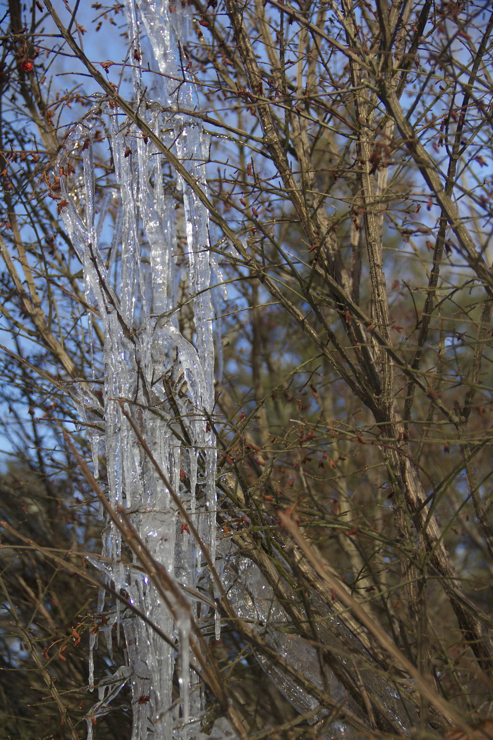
[55,1,222,738]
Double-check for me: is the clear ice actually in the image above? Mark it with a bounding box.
[55,1,218,737]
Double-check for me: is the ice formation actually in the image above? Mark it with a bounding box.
[221,544,419,739]
[55,1,219,737]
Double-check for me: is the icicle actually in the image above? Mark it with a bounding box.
[91,434,99,479]
[55,1,220,737]
[178,610,191,740]
[215,609,221,641]
[88,631,96,690]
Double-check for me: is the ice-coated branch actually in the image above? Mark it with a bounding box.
[52,2,220,737]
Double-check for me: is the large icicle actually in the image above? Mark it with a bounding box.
[54,2,217,738]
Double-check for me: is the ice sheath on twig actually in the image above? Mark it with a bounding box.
[54,2,220,737]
